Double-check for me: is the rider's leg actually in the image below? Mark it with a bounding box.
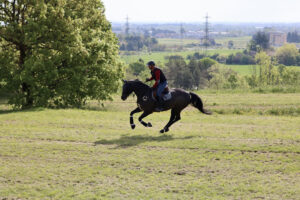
[155,82,167,110]
[157,81,167,99]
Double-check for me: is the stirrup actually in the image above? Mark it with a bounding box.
[155,98,164,111]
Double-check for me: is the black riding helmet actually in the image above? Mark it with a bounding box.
[147,61,155,67]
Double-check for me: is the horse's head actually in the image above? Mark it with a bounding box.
[121,80,133,100]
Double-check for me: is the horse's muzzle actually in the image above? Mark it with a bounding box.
[121,96,127,101]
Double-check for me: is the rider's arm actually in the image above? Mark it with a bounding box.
[152,70,161,88]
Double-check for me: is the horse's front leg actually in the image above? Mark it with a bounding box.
[130,107,142,129]
[138,111,153,128]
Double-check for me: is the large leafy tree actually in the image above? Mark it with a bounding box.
[248,31,270,52]
[0,0,123,108]
[276,43,299,66]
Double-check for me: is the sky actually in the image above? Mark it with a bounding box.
[101,0,300,23]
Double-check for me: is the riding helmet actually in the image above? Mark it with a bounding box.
[147,61,155,66]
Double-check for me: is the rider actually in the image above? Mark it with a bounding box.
[145,61,168,110]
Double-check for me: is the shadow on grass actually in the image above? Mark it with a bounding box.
[94,134,194,148]
[0,107,45,115]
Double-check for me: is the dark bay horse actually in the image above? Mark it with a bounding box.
[121,79,211,133]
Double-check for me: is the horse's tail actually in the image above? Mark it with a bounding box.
[189,92,212,115]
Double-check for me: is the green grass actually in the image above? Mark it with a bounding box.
[121,49,242,65]
[221,64,256,76]
[157,37,251,49]
[157,38,200,47]
[215,36,252,49]
[0,92,300,199]
[221,64,300,76]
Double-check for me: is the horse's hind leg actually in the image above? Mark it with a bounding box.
[130,107,142,129]
[160,109,181,133]
[138,111,153,128]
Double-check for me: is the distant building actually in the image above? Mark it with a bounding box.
[269,32,287,46]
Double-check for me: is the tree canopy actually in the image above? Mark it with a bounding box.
[276,43,300,66]
[165,56,216,89]
[248,31,270,51]
[0,0,123,108]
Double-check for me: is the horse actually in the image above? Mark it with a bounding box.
[121,79,211,133]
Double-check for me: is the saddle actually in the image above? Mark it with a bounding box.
[152,86,172,101]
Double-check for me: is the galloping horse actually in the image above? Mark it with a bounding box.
[121,79,211,133]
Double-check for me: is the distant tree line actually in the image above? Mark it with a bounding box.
[118,35,167,51]
[187,52,219,60]
[229,32,300,66]
[126,30,300,91]
[287,31,300,43]
[246,51,300,89]
[226,51,256,65]
[127,51,300,91]
[185,44,300,66]
[149,28,176,37]
[119,35,157,51]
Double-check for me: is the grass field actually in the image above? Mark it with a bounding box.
[220,64,256,76]
[157,36,251,49]
[121,49,242,65]
[222,65,300,76]
[121,37,250,65]
[0,92,300,199]
[157,38,200,47]
[214,36,252,49]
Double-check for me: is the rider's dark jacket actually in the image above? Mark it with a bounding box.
[149,68,167,89]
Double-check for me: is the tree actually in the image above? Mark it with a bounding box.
[255,51,279,86]
[199,57,216,72]
[129,59,146,76]
[0,0,123,108]
[276,44,299,66]
[165,55,197,89]
[228,40,234,49]
[248,31,270,51]
[187,59,200,88]
[255,51,271,85]
[287,31,300,43]
[226,52,255,65]
[118,35,158,51]
[208,65,239,89]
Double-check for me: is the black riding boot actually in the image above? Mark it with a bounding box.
[155,97,165,111]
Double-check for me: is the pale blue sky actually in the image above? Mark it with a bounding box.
[102,0,300,23]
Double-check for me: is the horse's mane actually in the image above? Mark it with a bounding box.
[129,79,151,90]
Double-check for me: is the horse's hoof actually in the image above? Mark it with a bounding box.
[147,122,152,127]
[131,124,136,129]
[160,128,169,133]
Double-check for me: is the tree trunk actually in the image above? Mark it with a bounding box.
[19,45,33,108]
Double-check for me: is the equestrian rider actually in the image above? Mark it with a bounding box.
[145,61,168,110]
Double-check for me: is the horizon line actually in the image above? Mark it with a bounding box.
[109,20,300,24]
